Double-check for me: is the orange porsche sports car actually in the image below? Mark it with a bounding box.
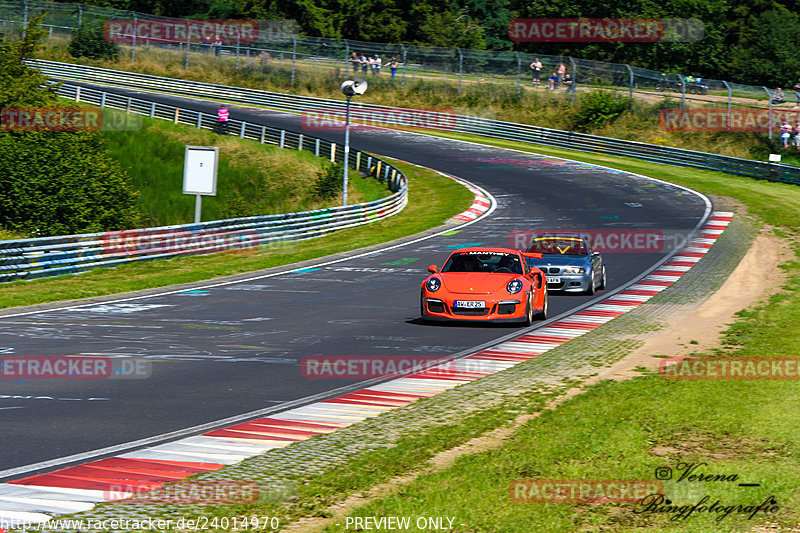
[420,247,548,325]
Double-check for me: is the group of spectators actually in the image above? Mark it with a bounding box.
[201,36,224,56]
[779,118,800,149]
[770,78,800,107]
[529,58,573,90]
[349,53,400,79]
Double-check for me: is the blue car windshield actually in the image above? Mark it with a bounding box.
[527,237,589,256]
[442,252,523,274]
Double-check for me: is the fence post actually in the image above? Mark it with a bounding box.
[680,75,686,111]
[126,96,132,113]
[150,101,155,118]
[76,86,81,103]
[196,111,202,128]
[315,138,320,156]
[625,64,634,104]
[280,130,285,148]
[77,3,82,26]
[291,35,296,85]
[298,134,303,150]
[330,143,336,162]
[174,107,179,124]
[22,0,27,36]
[356,151,361,170]
[261,126,265,143]
[344,39,350,72]
[569,57,577,104]
[765,87,773,140]
[722,80,732,129]
[100,92,106,108]
[515,52,521,97]
[239,121,245,138]
[457,48,463,93]
[131,12,137,61]
[184,26,190,70]
[401,45,407,88]
[235,33,241,72]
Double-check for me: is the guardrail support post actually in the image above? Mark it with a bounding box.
[174,107,179,124]
[625,64,634,104]
[280,130,285,148]
[196,112,202,128]
[239,121,245,138]
[356,151,361,170]
[126,96,132,113]
[330,143,336,162]
[100,92,106,108]
[315,138,319,156]
[298,134,303,150]
[150,102,155,118]
[75,86,81,103]
[765,87,773,140]
[722,80,732,129]
[261,126,266,143]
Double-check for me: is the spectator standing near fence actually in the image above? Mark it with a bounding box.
[562,73,573,90]
[349,52,360,74]
[374,54,382,75]
[772,87,786,104]
[360,53,368,75]
[388,56,399,79]
[780,119,792,148]
[530,58,542,87]
[217,104,230,135]
[793,122,800,150]
[212,35,223,56]
[557,62,566,80]
[547,71,559,90]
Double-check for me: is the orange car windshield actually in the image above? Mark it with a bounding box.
[526,237,588,256]
[442,252,523,274]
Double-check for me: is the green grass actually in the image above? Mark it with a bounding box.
[301,133,800,532]
[0,157,472,309]
[100,116,386,226]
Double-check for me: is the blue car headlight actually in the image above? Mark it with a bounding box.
[507,279,523,294]
[426,277,441,292]
[564,266,586,274]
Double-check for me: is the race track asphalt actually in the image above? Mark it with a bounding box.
[0,84,709,477]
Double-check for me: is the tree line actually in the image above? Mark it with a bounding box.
[55,0,800,86]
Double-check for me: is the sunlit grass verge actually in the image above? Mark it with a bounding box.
[306,134,800,531]
[101,116,388,226]
[0,158,471,309]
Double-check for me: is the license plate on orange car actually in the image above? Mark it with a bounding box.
[454,300,485,308]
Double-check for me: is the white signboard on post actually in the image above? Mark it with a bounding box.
[183,146,219,223]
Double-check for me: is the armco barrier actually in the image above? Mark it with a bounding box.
[0,81,408,283]
[29,59,800,186]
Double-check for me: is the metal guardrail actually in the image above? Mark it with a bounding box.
[0,79,408,283]
[29,59,800,186]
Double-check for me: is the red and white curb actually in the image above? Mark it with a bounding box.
[448,181,492,223]
[0,213,733,526]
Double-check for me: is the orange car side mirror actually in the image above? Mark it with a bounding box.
[428,265,438,273]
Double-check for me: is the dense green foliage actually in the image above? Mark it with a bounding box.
[68,23,120,60]
[1,15,142,236]
[56,0,800,86]
[569,90,629,132]
[312,162,344,199]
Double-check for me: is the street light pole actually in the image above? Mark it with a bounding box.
[342,94,352,206]
[340,77,367,206]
